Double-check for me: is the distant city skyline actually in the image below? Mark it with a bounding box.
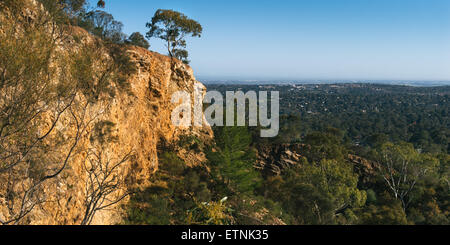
[89,0,450,82]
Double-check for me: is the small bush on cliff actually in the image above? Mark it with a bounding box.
[125,32,150,49]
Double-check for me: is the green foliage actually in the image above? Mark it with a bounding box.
[205,84,449,225]
[146,9,202,64]
[177,135,203,153]
[366,189,378,204]
[302,128,347,163]
[126,32,150,49]
[38,0,105,25]
[60,0,86,13]
[38,1,124,44]
[307,159,367,212]
[36,0,71,24]
[367,133,390,148]
[172,49,189,64]
[186,198,234,225]
[406,158,449,225]
[124,127,448,225]
[83,10,126,43]
[359,204,409,225]
[209,84,450,154]
[356,142,448,224]
[374,142,439,211]
[207,126,262,195]
[358,192,409,225]
[125,152,216,225]
[124,186,172,225]
[70,41,134,102]
[264,158,366,224]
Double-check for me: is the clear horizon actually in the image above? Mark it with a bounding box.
[89,0,450,82]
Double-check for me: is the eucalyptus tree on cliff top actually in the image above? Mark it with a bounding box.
[146,9,202,64]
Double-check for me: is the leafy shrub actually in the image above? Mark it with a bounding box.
[125,32,150,49]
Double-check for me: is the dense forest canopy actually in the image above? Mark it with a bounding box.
[126,84,448,225]
[209,84,450,154]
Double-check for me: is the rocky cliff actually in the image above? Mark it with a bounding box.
[0,1,212,225]
[63,43,213,225]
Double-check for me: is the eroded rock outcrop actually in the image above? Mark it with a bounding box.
[257,144,380,182]
[256,144,307,174]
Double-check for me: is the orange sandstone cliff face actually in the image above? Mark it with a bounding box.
[0,9,213,223]
[94,48,212,224]
[45,45,212,225]
[91,47,213,225]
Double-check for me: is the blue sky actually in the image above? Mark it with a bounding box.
[88,0,450,81]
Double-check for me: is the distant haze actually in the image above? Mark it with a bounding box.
[91,0,450,82]
[200,80,450,87]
